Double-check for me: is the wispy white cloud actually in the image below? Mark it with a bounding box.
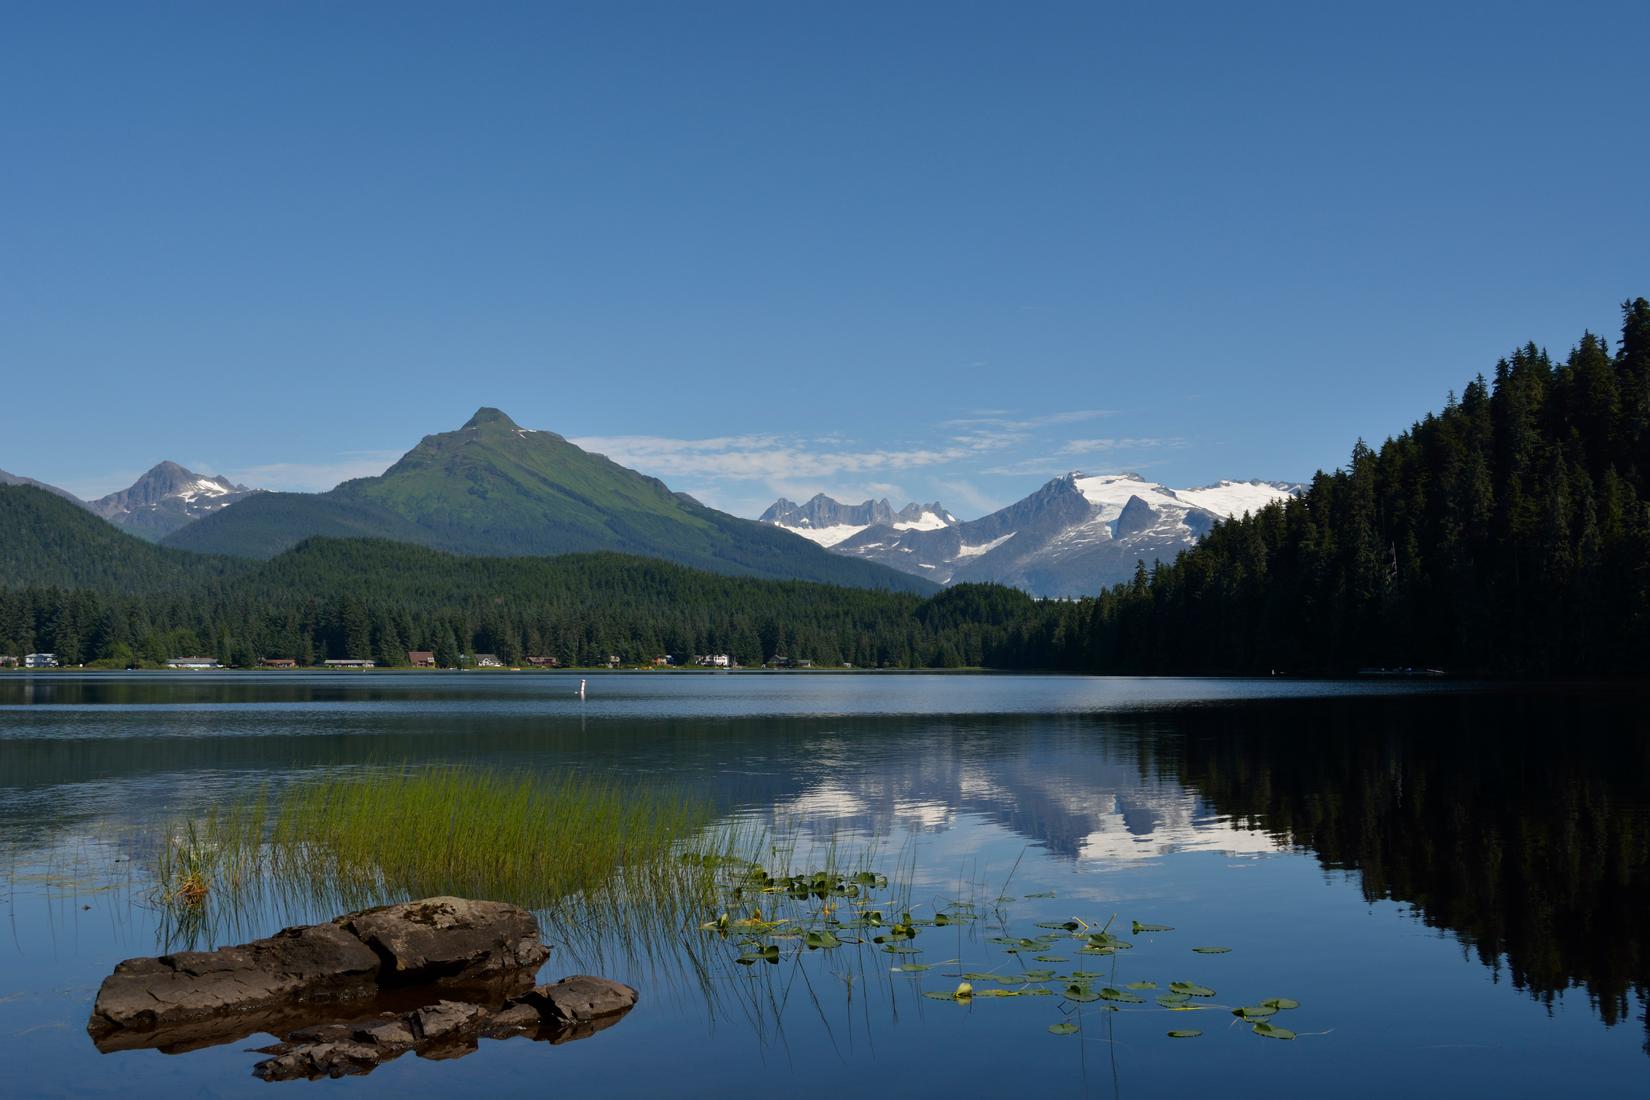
[941,409,1115,431]
[572,432,1012,483]
[981,438,1185,478]
[226,449,404,493]
[1056,436,1186,456]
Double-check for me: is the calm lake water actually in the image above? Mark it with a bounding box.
[2,672,1646,1097]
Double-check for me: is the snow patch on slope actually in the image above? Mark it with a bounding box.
[1173,480,1297,518]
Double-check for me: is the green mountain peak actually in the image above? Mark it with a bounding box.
[462,407,519,430]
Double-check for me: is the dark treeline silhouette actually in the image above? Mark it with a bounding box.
[1129,692,1650,1051]
[1088,299,1650,674]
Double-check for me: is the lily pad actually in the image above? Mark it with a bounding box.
[1168,982,1216,997]
[1048,1022,1080,1036]
[1167,1029,1202,1039]
[1233,1005,1278,1020]
[1191,946,1232,955]
[1252,1022,1297,1040]
[1261,997,1301,1011]
[1099,987,1146,1004]
[1125,981,1158,991]
[1131,921,1175,934]
[1024,890,1057,899]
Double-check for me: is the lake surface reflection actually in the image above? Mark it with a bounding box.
[1,672,1646,1097]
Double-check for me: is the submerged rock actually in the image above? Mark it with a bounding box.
[250,981,639,1081]
[85,897,634,1079]
[518,975,639,1024]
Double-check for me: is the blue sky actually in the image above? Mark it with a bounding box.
[3,2,1646,518]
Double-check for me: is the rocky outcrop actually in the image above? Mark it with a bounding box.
[87,897,554,1053]
[338,897,549,985]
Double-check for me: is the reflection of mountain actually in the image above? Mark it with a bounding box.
[763,736,1278,861]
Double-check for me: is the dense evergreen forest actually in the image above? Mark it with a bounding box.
[4,298,1646,675]
[0,496,1085,668]
[1086,299,1650,674]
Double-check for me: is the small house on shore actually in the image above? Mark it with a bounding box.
[322,659,376,669]
[474,654,505,669]
[0,655,18,668]
[407,650,436,668]
[24,653,58,669]
[695,654,731,668]
[259,658,297,669]
[525,656,559,668]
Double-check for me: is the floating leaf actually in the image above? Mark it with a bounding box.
[1167,1029,1202,1039]
[1168,982,1215,997]
[1099,987,1146,1004]
[1260,997,1300,1011]
[1233,1005,1278,1020]
[1024,890,1057,899]
[1125,981,1158,991]
[1191,946,1232,955]
[1131,921,1174,934]
[803,930,843,950]
[1048,1022,1079,1036]
[1062,984,1100,1003]
[1022,969,1057,982]
[1252,1022,1297,1040]
[1156,993,1191,1007]
[1032,955,1068,963]
[922,991,961,1002]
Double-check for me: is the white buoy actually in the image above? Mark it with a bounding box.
[578,678,587,700]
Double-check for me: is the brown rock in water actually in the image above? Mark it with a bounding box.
[87,897,546,1048]
[87,922,383,1040]
[87,897,637,1080]
[341,897,549,985]
[517,975,640,1024]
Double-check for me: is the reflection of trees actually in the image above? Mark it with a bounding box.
[1135,693,1650,1051]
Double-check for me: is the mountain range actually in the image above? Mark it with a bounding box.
[158,408,935,592]
[4,409,1296,598]
[761,474,1301,597]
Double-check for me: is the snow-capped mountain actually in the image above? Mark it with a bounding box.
[89,461,259,541]
[762,473,1301,597]
[759,493,957,547]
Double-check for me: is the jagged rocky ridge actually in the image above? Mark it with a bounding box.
[762,474,1301,598]
[758,494,957,546]
[88,461,258,540]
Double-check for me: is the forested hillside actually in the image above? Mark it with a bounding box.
[1085,299,1650,675]
[0,523,1083,670]
[0,486,249,593]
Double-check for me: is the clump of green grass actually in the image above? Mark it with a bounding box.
[157,766,714,919]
